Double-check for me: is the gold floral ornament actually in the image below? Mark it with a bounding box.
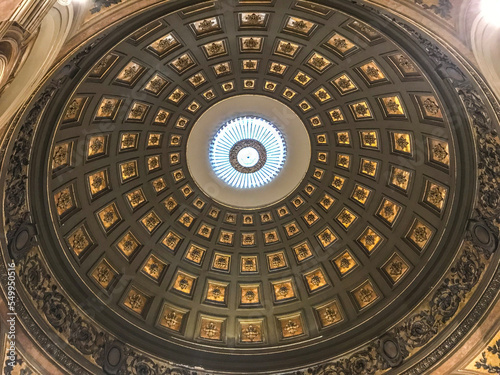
[333,250,358,276]
[89,53,118,79]
[336,153,351,169]
[424,181,448,210]
[167,87,187,104]
[123,288,149,315]
[306,52,332,73]
[304,269,328,293]
[221,81,234,92]
[191,17,220,35]
[177,211,195,228]
[303,209,320,227]
[267,252,287,271]
[314,87,332,103]
[147,155,161,172]
[329,107,345,123]
[360,130,378,149]
[151,177,167,193]
[284,221,301,238]
[66,226,92,257]
[325,32,358,56]
[360,158,378,177]
[205,282,227,305]
[92,260,115,289]
[336,208,357,229]
[240,321,263,343]
[358,61,387,84]
[218,230,234,245]
[159,305,185,332]
[116,231,140,258]
[319,193,335,211]
[213,61,231,76]
[199,318,223,341]
[119,133,138,151]
[241,232,256,247]
[240,256,258,273]
[142,255,166,281]
[332,73,358,94]
[88,170,108,197]
[63,97,86,122]
[358,227,382,253]
[147,33,179,57]
[95,97,121,120]
[240,37,262,51]
[184,244,206,266]
[407,220,433,250]
[240,12,265,27]
[197,223,213,239]
[52,143,71,170]
[202,89,216,101]
[352,280,379,309]
[242,59,258,70]
[115,61,145,85]
[54,186,76,217]
[240,284,260,306]
[161,231,181,253]
[203,40,227,58]
[316,301,343,328]
[212,253,231,272]
[381,96,406,117]
[351,184,371,205]
[317,227,337,248]
[293,71,312,86]
[269,62,288,76]
[263,229,280,244]
[143,74,168,95]
[390,166,411,191]
[377,198,402,226]
[169,54,195,74]
[119,160,138,182]
[181,184,193,198]
[427,138,450,166]
[172,271,196,296]
[279,315,304,338]
[284,16,316,35]
[282,87,297,100]
[208,206,220,219]
[97,203,122,233]
[349,100,373,120]
[188,72,206,88]
[390,53,419,76]
[272,281,295,302]
[382,253,409,284]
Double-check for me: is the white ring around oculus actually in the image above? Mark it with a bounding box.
[186,94,311,209]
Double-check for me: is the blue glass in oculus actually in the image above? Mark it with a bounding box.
[209,117,287,188]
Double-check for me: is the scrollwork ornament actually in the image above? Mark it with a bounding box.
[69,317,103,356]
[124,355,159,375]
[42,287,73,332]
[397,311,437,348]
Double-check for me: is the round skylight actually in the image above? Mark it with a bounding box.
[209,117,286,188]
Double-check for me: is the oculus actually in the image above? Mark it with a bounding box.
[209,117,286,188]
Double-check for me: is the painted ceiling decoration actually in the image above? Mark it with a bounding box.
[0,0,499,374]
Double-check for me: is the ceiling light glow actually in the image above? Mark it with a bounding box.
[481,0,500,26]
[209,117,286,189]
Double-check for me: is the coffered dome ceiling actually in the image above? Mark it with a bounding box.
[2,1,499,374]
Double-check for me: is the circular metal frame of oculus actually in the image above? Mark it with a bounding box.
[210,116,287,188]
[186,95,310,209]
